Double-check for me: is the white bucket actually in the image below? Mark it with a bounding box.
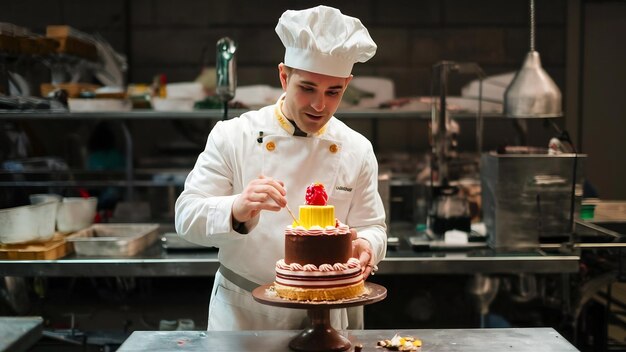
[57,197,98,233]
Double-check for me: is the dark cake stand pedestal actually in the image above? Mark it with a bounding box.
[252,282,387,352]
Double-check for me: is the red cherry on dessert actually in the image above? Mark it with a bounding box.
[305,183,328,205]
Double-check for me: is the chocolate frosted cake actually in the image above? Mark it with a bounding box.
[274,183,365,301]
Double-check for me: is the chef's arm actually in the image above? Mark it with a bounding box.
[230,175,287,233]
[175,122,258,247]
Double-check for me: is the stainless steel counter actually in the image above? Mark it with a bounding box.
[0,241,579,277]
[0,317,43,352]
[117,328,577,352]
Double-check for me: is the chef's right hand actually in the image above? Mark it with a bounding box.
[232,175,287,223]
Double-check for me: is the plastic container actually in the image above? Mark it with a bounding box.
[0,202,58,244]
[29,193,62,205]
[152,97,195,112]
[57,197,97,233]
[176,319,195,331]
[68,98,132,112]
[159,319,178,331]
[580,198,600,220]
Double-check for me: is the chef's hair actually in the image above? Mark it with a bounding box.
[283,65,295,78]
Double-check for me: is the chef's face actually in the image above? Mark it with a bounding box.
[279,63,352,134]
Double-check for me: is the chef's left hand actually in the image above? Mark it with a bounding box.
[351,229,377,279]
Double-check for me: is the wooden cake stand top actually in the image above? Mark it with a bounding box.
[252,282,387,352]
[252,282,387,309]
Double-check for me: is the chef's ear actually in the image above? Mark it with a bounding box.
[278,63,289,90]
[344,74,353,91]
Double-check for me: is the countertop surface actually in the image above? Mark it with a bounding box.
[2,202,622,278]
[117,328,577,352]
[0,317,43,352]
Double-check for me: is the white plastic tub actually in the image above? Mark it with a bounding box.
[29,193,62,205]
[56,197,97,233]
[0,202,58,244]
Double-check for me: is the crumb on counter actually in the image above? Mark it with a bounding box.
[377,333,422,351]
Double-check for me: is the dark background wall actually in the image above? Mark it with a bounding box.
[2,0,625,199]
[579,2,626,200]
[0,0,567,96]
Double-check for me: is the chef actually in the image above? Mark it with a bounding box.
[175,5,387,331]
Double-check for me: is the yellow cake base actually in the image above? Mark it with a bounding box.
[274,281,366,301]
[296,205,335,229]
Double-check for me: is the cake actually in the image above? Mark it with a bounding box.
[274,183,366,301]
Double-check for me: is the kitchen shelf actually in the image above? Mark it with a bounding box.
[0,180,181,187]
[0,169,187,187]
[0,107,508,207]
[0,108,505,120]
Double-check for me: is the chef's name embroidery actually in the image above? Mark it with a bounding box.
[335,186,353,192]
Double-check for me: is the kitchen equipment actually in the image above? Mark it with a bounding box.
[378,171,391,229]
[504,0,562,118]
[575,219,626,242]
[216,37,237,120]
[161,232,212,250]
[431,61,486,180]
[56,197,97,233]
[428,185,471,236]
[0,278,31,315]
[67,223,159,256]
[468,274,500,328]
[580,198,599,220]
[0,202,58,244]
[428,61,485,237]
[481,152,585,249]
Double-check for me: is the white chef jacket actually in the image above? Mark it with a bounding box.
[175,96,387,331]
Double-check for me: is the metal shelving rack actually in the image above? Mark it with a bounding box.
[0,108,504,120]
[0,108,506,203]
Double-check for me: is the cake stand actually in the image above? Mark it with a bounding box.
[252,282,387,352]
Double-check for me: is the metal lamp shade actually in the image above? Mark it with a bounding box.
[504,51,562,118]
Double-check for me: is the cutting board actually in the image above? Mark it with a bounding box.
[0,233,72,260]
